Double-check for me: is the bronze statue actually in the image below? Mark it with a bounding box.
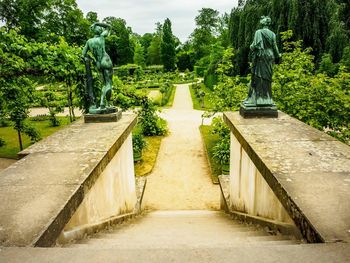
[240,16,280,117]
[82,22,115,114]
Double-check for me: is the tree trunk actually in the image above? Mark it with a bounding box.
[17,130,23,151]
[67,86,73,123]
[71,105,76,121]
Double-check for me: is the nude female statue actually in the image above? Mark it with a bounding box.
[82,22,114,113]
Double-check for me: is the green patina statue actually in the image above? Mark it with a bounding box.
[82,22,116,114]
[240,16,280,118]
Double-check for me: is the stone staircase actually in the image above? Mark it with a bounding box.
[2,211,349,262]
[64,210,300,249]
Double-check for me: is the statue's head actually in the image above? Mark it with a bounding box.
[260,16,271,27]
[91,24,103,35]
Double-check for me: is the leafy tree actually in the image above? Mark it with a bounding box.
[133,41,146,68]
[161,18,176,71]
[0,0,90,45]
[86,11,98,24]
[210,48,246,112]
[176,50,196,71]
[39,0,90,45]
[191,8,219,60]
[217,13,230,48]
[273,31,350,142]
[204,42,225,89]
[0,28,42,149]
[140,33,153,62]
[103,16,133,66]
[40,88,64,127]
[147,24,163,65]
[0,0,51,38]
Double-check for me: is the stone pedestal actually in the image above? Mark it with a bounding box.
[84,111,122,123]
[239,104,278,118]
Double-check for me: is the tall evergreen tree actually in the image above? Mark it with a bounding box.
[161,18,176,71]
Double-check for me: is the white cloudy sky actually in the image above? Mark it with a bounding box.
[76,0,239,42]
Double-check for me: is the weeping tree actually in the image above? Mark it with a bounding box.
[228,0,350,73]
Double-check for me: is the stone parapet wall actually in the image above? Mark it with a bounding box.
[224,111,350,243]
[229,133,293,224]
[0,114,137,247]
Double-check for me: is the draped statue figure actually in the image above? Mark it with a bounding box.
[240,16,280,117]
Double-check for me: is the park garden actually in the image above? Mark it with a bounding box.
[0,0,349,180]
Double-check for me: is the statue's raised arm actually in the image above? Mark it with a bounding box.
[91,22,111,37]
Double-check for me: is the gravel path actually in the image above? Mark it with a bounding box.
[29,107,83,117]
[143,84,220,210]
[0,158,17,172]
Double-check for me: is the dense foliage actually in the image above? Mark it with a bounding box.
[273,31,350,142]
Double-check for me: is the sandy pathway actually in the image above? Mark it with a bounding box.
[29,107,83,117]
[143,84,220,210]
[0,158,17,172]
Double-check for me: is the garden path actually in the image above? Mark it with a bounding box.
[29,107,83,117]
[0,158,16,172]
[143,84,220,210]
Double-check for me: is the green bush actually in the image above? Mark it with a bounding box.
[0,138,5,147]
[144,65,164,73]
[30,115,49,122]
[115,64,142,78]
[204,73,217,90]
[211,117,230,138]
[132,133,147,155]
[139,98,168,136]
[194,66,206,77]
[0,118,10,127]
[212,137,230,165]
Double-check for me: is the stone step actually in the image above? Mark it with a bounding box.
[3,244,349,263]
[65,210,299,249]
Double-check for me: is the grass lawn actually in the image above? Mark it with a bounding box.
[200,125,221,184]
[134,135,163,176]
[189,83,214,110]
[0,117,74,159]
